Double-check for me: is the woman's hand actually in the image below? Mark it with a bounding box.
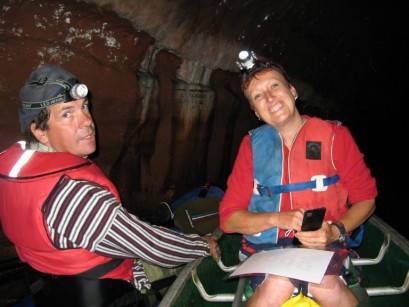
[293,221,334,247]
[277,208,305,232]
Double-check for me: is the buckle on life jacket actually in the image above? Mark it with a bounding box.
[255,174,340,196]
[311,175,327,191]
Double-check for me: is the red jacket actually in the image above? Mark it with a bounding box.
[0,142,133,281]
[219,116,378,237]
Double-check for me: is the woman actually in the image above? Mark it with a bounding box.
[219,51,377,306]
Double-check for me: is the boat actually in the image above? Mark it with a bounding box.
[159,215,409,306]
[1,207,408,306]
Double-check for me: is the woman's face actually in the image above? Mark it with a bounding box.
[245,69,298,127]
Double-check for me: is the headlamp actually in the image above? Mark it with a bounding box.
[236,50,288,88]
[21,79,88,109]
[69,83,88,100]
[236,50,266,83]
[236,50,258,71]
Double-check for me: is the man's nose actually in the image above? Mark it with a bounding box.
[79,111,93,127]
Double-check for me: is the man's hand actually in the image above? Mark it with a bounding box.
[202,235,221,262]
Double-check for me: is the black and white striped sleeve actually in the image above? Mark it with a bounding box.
[98,208,210,267]
[44,176,210,267]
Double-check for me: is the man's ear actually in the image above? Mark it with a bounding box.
[31,123,49,145]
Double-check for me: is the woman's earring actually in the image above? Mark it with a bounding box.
[294,95,298,100]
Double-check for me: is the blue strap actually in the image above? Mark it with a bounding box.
[345,224,364,248]
[257,174,340,196]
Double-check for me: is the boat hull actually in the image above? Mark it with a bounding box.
[160,215,409,306]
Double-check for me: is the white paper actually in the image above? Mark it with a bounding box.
[229,248,334,284]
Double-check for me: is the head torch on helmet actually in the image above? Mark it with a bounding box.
[69,83,88,100]
[237,49,277,76]
[21,79,88,110]
[237,50,258,71]
[236,50,269,85]
[236,50,290,89]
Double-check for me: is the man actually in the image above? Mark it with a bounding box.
[0,64,220,306]
[219,51,377,306]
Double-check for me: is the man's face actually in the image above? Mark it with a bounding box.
[36,98,96,157]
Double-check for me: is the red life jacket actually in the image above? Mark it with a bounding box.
[0,141,133,281]
[246,117,348,245]
[289,118,348,221]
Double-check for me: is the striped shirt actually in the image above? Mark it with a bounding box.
[44,175,210,290]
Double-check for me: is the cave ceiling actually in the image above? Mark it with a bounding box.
[86,0,405,118]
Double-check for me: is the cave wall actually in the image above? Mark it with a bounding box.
[1,0,409,261]
[0,0,259,218]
